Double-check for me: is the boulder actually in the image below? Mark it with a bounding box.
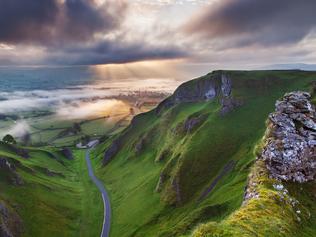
[260,91,316,183]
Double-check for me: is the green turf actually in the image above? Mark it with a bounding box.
[0,143,103,237]
[92,70,316,237]
[192,160,316,237]
[1,70,315,237]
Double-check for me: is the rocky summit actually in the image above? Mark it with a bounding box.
[260,91,316,183]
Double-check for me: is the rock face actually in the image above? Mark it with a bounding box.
[184,114,208,133]
[0,202,23,237]
[60,148,73,160]
[104,72,241,165]
[260,91,316,183]
[103,139,121,166]
[135,137,146,155]
[219,97,243,116]
[0,158,23,185]
[155,72,239,114]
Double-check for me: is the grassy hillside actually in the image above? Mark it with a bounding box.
[0,142,103,237]
[92,70,316,237]
[193,89,316,237]
[193,160,316,237]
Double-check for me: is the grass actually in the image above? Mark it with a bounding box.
[192,160,316,237]
[1,70,315,236]
[92,70,316,237]
[0,143,103,237]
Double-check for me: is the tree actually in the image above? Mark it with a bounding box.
[2,134,16,144]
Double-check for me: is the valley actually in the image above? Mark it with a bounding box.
[91,70,316,237]
[0,143,103,237]
[1,70,315,237]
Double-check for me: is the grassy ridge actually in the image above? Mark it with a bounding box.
[193,160,316,237]
[93,70,316,237]
[0,143,103,237]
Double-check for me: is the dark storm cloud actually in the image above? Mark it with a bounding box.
[0,0,126,44]
[0,0,58,43]
[0,0,186,64]
[45,40,188,65]
[185,0,316,47]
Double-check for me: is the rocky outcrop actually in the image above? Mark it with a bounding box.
[0,158,23,185]
[0,202,23,237]
[135,137,146,155]
[0,143,29,159]
[219,97,243,116]
[184,114,208,133]
[221,74,232,97]
[60,148,73,160]
[260,91,316,183]
[155,72,235,114]
[103,139,121,166]
[103,72,240,164]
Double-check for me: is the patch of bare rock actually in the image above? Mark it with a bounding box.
[260,91,316,182]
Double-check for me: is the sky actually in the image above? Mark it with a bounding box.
[0,0,316,70]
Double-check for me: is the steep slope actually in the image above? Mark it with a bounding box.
[193,91,316,237]
[93,70,316,237]
[0,143,103,237]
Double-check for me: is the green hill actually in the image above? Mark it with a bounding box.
[0,142,103,237]
[92,70,316,237]
[1,70,315,237]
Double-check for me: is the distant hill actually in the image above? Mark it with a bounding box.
[263,63,316,71]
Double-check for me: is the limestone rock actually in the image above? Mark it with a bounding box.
[155,72,234,114]
[0,158,23,185]
[260,91,316,183]
[221,73,232,97]
[0,202,23,237]
[184,114,208,133]
[219,97,243,116]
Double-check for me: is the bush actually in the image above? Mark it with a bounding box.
[2,134,16,144]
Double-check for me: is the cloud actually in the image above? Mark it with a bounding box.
[0,88,115,114]
[0,0,127,45]
[184,0,316,48]
[0,120,31,138]
[45,40,187,65]
[0,0,187,65]
[56,99,130,119]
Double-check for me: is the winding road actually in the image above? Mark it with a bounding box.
[85,147,111,237]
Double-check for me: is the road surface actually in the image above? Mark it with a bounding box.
[85,148,111,237]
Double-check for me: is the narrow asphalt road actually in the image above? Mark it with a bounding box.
[85,148,111,237]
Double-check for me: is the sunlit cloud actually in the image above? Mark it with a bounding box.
[0,0,316,68]
[56,99,130,119]
[90,60,185,82]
